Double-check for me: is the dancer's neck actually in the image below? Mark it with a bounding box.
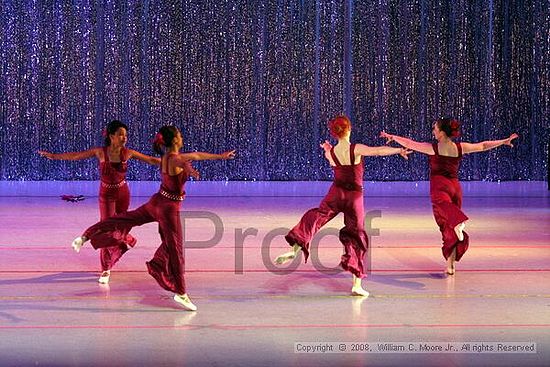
[108,145,123,154]
[338,136,351,144]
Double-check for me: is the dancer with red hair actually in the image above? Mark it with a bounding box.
[381,118,518,275]
[275,115,411,297]
[71,125,235,311]
[39,120,160,284]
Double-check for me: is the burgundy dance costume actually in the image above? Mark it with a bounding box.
[429,142,469,261]
[98,146,136,271]
[83,153,192,295]
[285,144,368,278]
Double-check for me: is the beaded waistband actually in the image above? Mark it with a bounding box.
[159,189,185,201]
[101,180,127,189]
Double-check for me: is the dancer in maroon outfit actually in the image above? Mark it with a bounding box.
[275,116,411,297]
[71,126,235,311]
[381,118,518,275]
[39,120,160,284]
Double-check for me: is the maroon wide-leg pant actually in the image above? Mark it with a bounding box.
[285,185,368,278]
[84,193,186,294]
[98,184,136,271]
[430,175,469,261]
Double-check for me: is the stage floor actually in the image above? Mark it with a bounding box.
[0,181,549,366]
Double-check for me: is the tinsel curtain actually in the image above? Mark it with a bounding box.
[0,0,548,181]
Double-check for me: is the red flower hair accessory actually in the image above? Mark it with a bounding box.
[153,133,165,145]
[450,120,461,138]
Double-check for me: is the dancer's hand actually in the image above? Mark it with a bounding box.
[221,150,236,159]
[189,168,200,179]
[399,148,413,160]
[380,131,393,145]
[319,140,332,152]
[505,133,519,147]
[38,150,54,159]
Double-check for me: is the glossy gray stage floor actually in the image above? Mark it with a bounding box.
[0,181,549,367]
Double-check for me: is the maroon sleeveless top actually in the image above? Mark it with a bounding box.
[159,153,192,197]
[429,142,463,179]
[100,147,128,184]
[330,144,364,192]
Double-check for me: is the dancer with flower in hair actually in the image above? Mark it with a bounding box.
[38,120,160,284]
[380,118,518,275]
[274,115,411,297]
[71,126,235,311]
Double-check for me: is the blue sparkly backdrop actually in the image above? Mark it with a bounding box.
[0,0,548,181]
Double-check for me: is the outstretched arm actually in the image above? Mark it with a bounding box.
[38,148,99,161]
[355,143,412,159]
[461,133,518,154]
[380,131,434,155]
[170,150,235,179]
[319,140,411,161]
[178,150,236,162]
[128,149,161,165]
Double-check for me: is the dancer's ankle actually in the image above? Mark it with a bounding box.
[445,250,456,275]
